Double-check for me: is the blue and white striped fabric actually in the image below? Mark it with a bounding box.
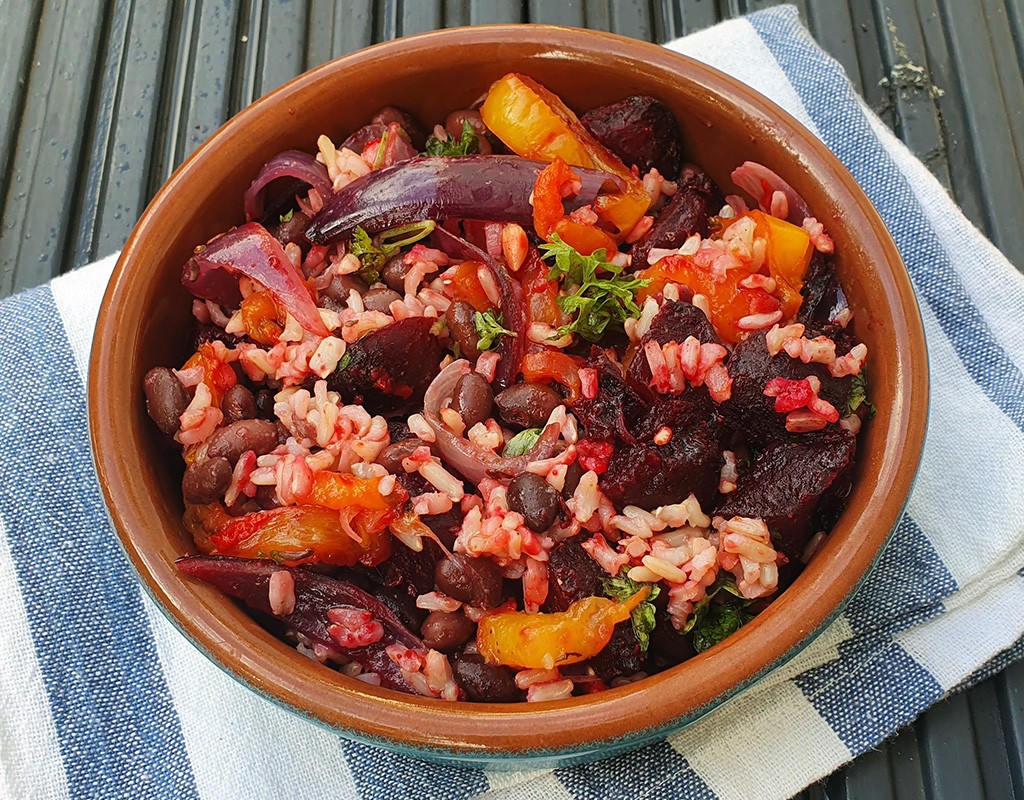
[2,6,1023,799]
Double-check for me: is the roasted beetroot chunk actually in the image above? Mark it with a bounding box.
[797,251,843,327]
[721,329,853,446]
[601,418,722,509]
[326,316,443,414]
[580,95,683,177]
[626,300,722,396]
[542,539,605,613]
[177,556,425,693]
[571,349,646,442]
[631,164,722,268]
[716,430,856,561]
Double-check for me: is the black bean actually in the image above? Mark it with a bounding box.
[561,459,585,499]
[445,110,493,154]
[182,457,232,504]
[420,610,476,652]
[371,106,427,149]
[507,472,561,533]
[255,389,276,420]
[363,285,402,313]
[221,384,256,423]
[494,382,562,428]
[143,367,189,436]
[267,210,311,248]
[377,438,423,474]
[206,419,279,464]
[445,300,481,361]
[453,653,523,703]
[254,484,281,510]
[435,554,503,609]
[323,272,369,304]
[381,254,411,293]
[450,372,493,429]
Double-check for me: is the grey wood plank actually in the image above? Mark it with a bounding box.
[68,0,175,268]
[582,0,653,39]
[886,725,927,800]
[0,0,43,208]
[0,0,107,293]
[805,1,864,96]
[912,0,988,236]
[468,0,524,24]
[936,0,1024,269]
[996,659,1024,798]
[868,0,952,191]
[918,694,987,800]
[244,0,309,101]
[966,679,1017,799]
[399,0,443,36]
[528,0,585,26]
[305,0,373,67]
[846,0,895,130]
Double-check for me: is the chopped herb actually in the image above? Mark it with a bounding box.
[337,352,351,371]
[474,309,516,351]
[846,372,876,416]
[603,570,661,653]
[681,573,753,652]
[278,209,294,223]
[540,234,649,342]
[423,119,479,157]
[348,221,437,283]
[502,427,542,457]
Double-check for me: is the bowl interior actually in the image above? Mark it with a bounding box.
[90,25,927,763]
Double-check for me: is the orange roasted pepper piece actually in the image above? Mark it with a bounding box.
[240,291,284,345]
[481,73,650,239]
[182,342,237,405]
[521,350,582,402]
[637,254,780,345]
[745,210,813,319]
[447,261,493,312]
[477,587,650,669]
[532,158,619,255]
[209,503,393,567]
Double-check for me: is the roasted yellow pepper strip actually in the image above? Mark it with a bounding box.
[477,586,651,670]
[480,73,651,239]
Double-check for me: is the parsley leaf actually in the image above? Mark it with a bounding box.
[348,221,436,284]
[540,234,648,342]
[424,119,479,157]
[279,209,294,223]
[846,372,876,416]
[681,573,753,652]
[603,571,661,653]
[502,427,542,457]
[337,352,351,371]
[474,309,516,350]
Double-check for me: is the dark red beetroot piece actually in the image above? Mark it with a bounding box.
[720,329,853,447]
[630,163,721,269]
[716,429,857,562]
[541,539,604,613]
[797,251,845,328]
[625,300,721,398]
[580,95,683,178]
[326,316,443,415]
[176,555,425,692]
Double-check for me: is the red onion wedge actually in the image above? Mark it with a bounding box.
[305,155,623,244]
[177,555,424,693]
[243,150,331,223]
[183,222,329,337]
[423,359,562,485]
[730,161,811,226]
[431,225,527,390]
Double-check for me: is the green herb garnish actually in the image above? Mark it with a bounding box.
[348,220,437,283]
[682,573,753,652]
[337,352,351,371]
[502,427,542,457]
[474,309,516,351]
[540,234,649,342]
[603,570,661,653]
[423,119,479,157]
[846,372,876,416]
[279,209,294,223]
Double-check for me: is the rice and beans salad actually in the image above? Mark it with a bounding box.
[145,74,871,703]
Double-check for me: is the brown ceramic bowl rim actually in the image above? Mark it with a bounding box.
[90,25,928,761]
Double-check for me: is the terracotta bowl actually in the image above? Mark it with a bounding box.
[89,25,928,768]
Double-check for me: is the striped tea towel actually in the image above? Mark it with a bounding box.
[2,6,1024,799]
